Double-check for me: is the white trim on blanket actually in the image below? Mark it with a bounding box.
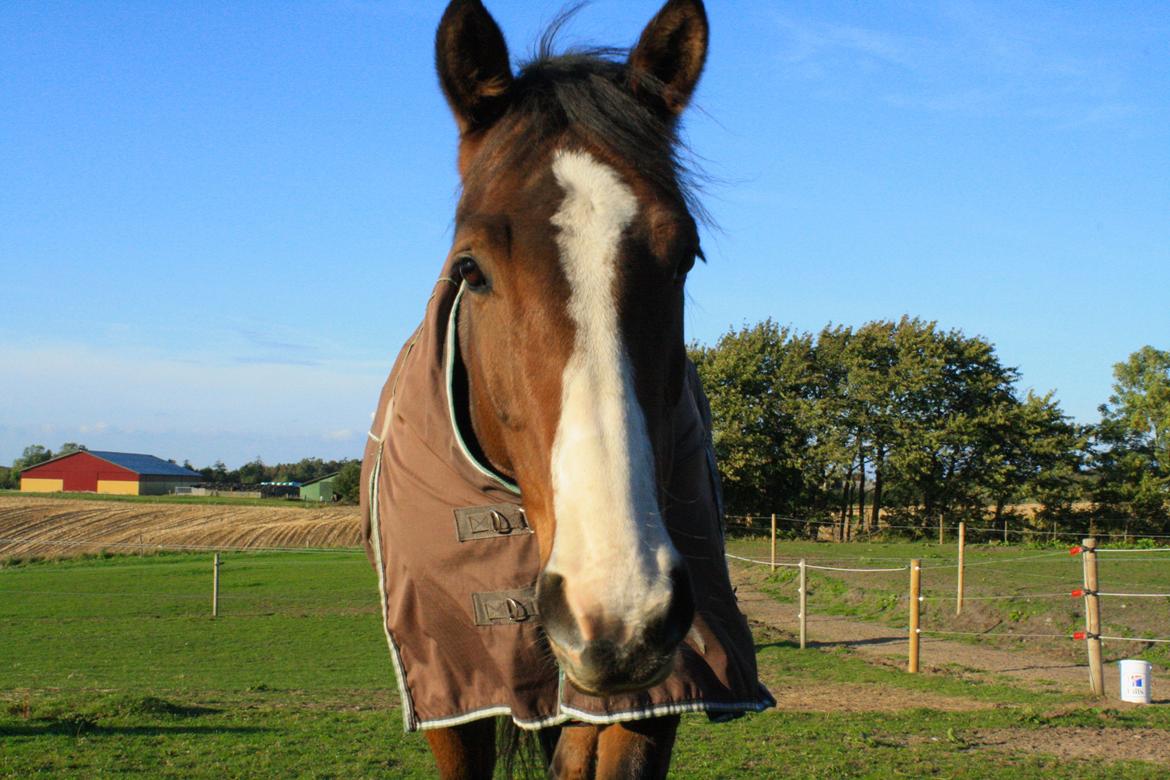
[556,694,775,728]
[408,691,776,733]
[414,706,567,733]
[367,442,420,731]
[444,282,522,496]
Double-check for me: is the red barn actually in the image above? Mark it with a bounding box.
[20,450,203,496]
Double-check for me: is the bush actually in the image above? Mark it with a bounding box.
[333,461,362,504]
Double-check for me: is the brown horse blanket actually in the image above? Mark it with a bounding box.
[361,276,773,731]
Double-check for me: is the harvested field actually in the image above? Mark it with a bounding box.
[0,495,362,560]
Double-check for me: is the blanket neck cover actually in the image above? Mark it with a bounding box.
[361,277,774,731]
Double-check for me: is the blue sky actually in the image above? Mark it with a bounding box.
[2,1,1168,468]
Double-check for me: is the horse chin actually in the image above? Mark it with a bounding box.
[553,645,678,697]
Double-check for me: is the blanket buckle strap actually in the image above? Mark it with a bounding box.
[472,587,539,626]
[454,504,531,542]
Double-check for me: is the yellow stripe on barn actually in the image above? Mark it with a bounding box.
[97,480,139,496]
[20,478,64,492]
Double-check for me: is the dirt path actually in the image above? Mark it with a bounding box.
[731,563,1169,702]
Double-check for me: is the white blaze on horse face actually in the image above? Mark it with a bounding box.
[546,150,681,641]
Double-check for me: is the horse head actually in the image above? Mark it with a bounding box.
[435,0,708,696]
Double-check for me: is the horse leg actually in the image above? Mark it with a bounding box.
[549,722,599,779]
[424,721,496,780]
[595,716,679,779]
[550,716,680,779]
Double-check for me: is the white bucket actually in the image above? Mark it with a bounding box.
[1119,659,1152,704]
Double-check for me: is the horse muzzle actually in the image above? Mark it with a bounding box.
[536,566,695,695]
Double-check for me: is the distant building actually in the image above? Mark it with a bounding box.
[259,481,301,499]
[299,473,338,502]
[19,450,203,496]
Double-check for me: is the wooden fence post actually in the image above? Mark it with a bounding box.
[956,521,966,616]
[770,514,777,572]
[938,517,945,545]
[212,552,220,618]
[798,559,807,650]
[1081,538,1104,696]
[908,558,921,673]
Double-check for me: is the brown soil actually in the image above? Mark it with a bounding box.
[967,727,1170,764]
[768,682,993,713]
[0,495,362,560]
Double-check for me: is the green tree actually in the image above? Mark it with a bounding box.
[1093,346,1170,527]
[57,442,87,455]
[692,317,1085,537]
[1106,346,1170,467]
[334,460,362,504]
[877,321,1031,536]
[690,321,823,518]
[974,391,1086,536]
[13,444,53,472]
[237,457,269,485]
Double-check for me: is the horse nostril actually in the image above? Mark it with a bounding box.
[536,571,581,649]
[580,639,618,673]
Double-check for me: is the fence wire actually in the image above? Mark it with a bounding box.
[724,513,1170,541]
[724,553,907,573]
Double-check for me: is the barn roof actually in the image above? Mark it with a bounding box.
[300,472,339,486]
[87,451,203,478]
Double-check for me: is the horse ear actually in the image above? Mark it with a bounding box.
[628,0,708,119]
[435,0,513,135]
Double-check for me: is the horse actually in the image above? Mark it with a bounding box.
[361,1,770,777]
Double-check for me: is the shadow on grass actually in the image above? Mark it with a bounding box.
[755,640,801,651]
[1,719,268,738]
[813,636,905,649]
[755,636,906,652]
[993,663,1083,673]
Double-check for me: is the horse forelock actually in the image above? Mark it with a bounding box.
[458,48,702,224]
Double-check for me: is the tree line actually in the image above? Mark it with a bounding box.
[5,324,1167,533]
[690,319,1169,540]
[191,456,360,497]
[1,447,362,503]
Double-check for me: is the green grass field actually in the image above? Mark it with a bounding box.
[2,549,1169,777]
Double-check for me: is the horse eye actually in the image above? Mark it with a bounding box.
[674,254,697,283]
[457,256,488,290]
